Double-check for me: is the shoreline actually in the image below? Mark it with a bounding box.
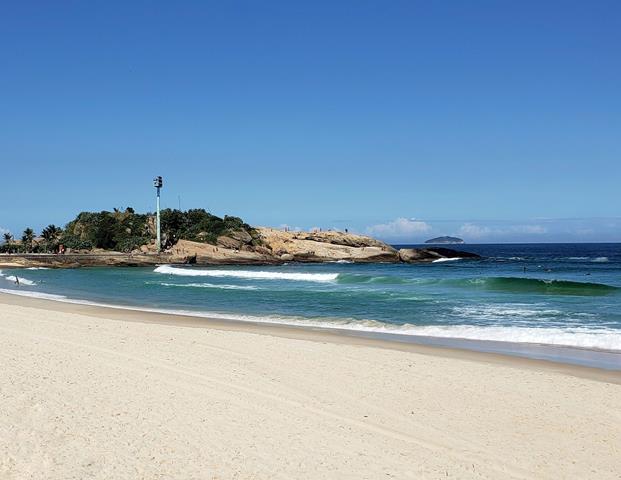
[2,293,621,478]
[0,295,621,480]
[1,291,619,382]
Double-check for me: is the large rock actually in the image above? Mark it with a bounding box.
[426,247,480,259]
[228,229,253,244]
[399,247,481,263]
[256,227,400,263]
[216,235,243,249]
[398,249,441,263]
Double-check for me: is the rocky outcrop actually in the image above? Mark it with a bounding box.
[0,229,480,268]
[167,239,275,265]
[255,228,399,263]
[0,253,171,269]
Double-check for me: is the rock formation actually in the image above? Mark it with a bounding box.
[0,228,480,268]
[399,247,480,263]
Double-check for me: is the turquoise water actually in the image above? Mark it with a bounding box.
[2,243,620,353]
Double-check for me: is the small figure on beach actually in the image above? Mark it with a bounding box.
[15,276,19,286]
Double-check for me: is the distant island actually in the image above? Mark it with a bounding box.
[425,236,465,244]
[0,208,478,267]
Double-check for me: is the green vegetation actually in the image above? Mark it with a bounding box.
[160,208,253,246]
[1,208,257,253]
[21,228,34,252]
[61,208,151,252]
[2,232,14,253]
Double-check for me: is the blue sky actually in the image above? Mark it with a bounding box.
[1,1,619,243]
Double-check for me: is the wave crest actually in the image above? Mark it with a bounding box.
[158,282,259,291]
[154,265,338,282]
[0,270,37,286]
[453,277,619,296]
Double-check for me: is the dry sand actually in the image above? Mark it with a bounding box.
[1,295,620,479]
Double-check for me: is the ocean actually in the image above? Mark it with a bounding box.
[2,243,620,368]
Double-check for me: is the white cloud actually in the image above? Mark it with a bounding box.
[510,225,546,234]
[458,223,547,240]
[367,218,431,239]
[458,223,492,239]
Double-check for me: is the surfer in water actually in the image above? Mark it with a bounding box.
[15,276,19,286]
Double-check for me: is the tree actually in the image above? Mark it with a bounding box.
[41,224,62,252]
[2,232,13,253]
[41,224,62,242]
[22,228,35,252]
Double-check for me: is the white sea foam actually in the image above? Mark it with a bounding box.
[0,288,66,300]
[0,270,37,286]
[592,257,609,263]
[391,325,621,351]
[159,282,259,291]
[432,257,462,263]
[0,286,619,351]
[26,267,50,270]
[568,257,589,260]
[452,304,563,319]
[154,265,339,282]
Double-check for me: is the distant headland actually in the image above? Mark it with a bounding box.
[425,236,465,244]
[0,208,478,267]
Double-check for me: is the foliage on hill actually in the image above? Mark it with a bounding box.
[160,208,255,246]
[61,208,151,252]
[0,208,258,253]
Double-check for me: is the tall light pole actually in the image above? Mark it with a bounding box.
[153,176,163,252]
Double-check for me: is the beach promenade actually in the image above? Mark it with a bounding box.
[1,294,620,479]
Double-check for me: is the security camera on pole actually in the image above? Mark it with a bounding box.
[153,176,163,252]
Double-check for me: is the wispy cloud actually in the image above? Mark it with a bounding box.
[366,218,431,240]
[457,223,547,240]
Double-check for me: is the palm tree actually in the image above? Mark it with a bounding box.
[41,224,63,253]
[22,228,35,252]
[41,224,62,242]
[2,232,12,253]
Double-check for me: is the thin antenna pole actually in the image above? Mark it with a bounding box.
[153,176,163,252]
[156,186,161,252]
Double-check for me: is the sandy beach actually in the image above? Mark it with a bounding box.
[1,293,620,479]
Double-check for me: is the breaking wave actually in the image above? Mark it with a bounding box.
[452,277,618,296]
[154,265,338,283]
[157,282,259,291]
[592,257,609,263]
[0,270,37,286]
[336,273,411,284]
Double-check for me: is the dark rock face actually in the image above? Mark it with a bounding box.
[425,247,480,259]
[398,247,481,263]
